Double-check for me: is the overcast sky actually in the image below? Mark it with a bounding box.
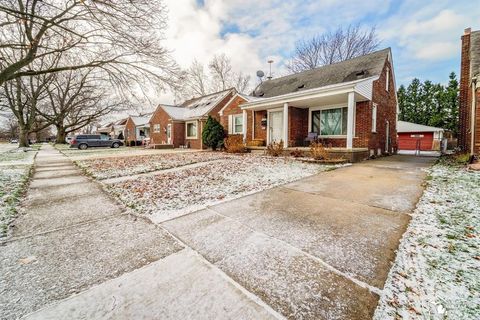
[156,0,479,104]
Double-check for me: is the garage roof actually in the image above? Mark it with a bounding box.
[397,121,444,133]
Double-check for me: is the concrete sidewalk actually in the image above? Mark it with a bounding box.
[0,145,278,320]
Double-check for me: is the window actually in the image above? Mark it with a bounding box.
[186,121,197,138]
[385,67,390,92]
[311,107,348,136]
[153,124,160,133]
[233,114,243,134]
[372,104,377,133]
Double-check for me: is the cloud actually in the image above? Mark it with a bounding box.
[153,0,480,106]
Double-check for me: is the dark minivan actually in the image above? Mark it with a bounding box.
[70,134,124,150]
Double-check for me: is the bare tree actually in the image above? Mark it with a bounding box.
[180,54,251,99]
[0,0,180,94]
[287,24,380,73]
[0,72,52,147]
[37,69,124,143]
[0,113,19,140]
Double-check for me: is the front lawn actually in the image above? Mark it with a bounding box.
[0,145,38,237]
[76,152,231,179]
[375,159,480,319]
[104,154,332,223]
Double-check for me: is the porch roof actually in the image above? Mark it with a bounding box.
[241,76,377,110]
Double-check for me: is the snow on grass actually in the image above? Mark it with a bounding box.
[105,155,331,223]
[0,145,38,237]
[0,166,32,237]
[375,164,480,320]
[76,152,232,179]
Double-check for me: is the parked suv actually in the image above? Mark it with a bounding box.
[70,134,124,150]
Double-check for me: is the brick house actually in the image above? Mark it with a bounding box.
[458,28,480,155]
[239,48,398,159]
[149,89,235,149]
[124,115,151,146]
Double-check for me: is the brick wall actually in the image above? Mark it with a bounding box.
[475,88,480,153]
[288,107,308,146]
[124,118,137,146]
[371,58,398,154]
[172,121,185,148]
[459,32,472,152]
[149,106,170,145]
[219,95,253,142]
[253,110,267,143]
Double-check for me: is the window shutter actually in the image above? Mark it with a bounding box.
[228,115,233,134]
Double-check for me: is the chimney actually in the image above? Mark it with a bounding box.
[464,27,471,35]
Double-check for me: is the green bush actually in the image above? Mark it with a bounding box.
[202,116,225,151]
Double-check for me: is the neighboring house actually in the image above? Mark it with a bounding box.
[125,115,152,146]
[219,92,261,140]
[149,89,235,148]
[397,121,444,151]
[96,118,128,140]
[459,28,480,155]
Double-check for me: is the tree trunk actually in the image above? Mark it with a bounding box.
[18,126,29,148]
[55,126,67,144]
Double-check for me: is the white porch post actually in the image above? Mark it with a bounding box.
[283,102,289,148]
[242,109,247,142]
[346,92,355,149]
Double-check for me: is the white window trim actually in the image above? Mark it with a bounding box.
[372,103,377,133]
[232,114,243,134]
[185,120,198,139]
[308,104,348,137]
[153,124,161,133]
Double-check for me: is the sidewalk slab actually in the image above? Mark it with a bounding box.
[1,215,183,319]
[23,249,278,320]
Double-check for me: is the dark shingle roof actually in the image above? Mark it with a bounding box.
[252,48,391,98]
[470,31,480,78]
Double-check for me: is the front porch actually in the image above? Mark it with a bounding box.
[240,78,376,151]
[247,146,369,162]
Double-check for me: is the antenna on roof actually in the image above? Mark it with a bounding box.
[267,60,274,80]
[256,70,265,83]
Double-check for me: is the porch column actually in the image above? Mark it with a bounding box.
[242,109,247,142]
[347,92,355,149]
[283,102,289,148]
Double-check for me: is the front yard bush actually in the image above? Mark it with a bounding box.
[224,135,246,153]
[202,116,225,151]
[266,140,284,157]
[310,142,330,160]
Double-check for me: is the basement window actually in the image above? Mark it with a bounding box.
[297,84,305,89]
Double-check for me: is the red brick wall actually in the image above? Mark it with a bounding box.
[172,121,185,148]
[288,107,308,146]
[149,106,170,145]
[185,120,204,149]
[475,88,480,153]
[124,118,137,145]
[459,32,472,152]
[253,110,267,143]
[371,58,398,154]
[220,95,254,142]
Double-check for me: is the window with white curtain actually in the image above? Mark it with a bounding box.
[233,114,243,134]
[311,107,348,136]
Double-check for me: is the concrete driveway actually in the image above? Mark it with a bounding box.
[2,149,435,320]
[161,155,435,319]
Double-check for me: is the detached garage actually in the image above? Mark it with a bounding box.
[397,121,444,151]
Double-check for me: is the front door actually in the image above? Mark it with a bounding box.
[269,111,284,143]
[167,124,172,144]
